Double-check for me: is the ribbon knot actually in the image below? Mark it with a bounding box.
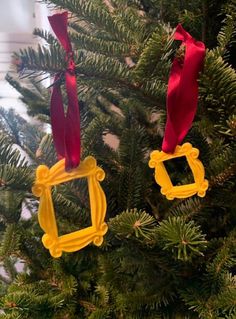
[48,12,81,171]
[66,52,75,71]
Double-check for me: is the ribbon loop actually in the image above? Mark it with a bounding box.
[174,24,192,42]
[162,24,205,153]
[48,12,81,170]
[48,12,72,53]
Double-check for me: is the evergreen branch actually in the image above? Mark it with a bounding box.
[0,107,43,156]
[208,145,236,188]
[157,217,207,261]
[116,123,150,210]
[5,74,50,117]
[43,0,137,43]
[200,50,236,117]
[109,209,157,240]
[0,164,33,191]
[112,5,152,45]
[0,314,20,319]
[217,14,236,55]
[110,0,143,9]
[0,225,20,258]
[180,286,216,319]
[205,230,236,288]
[69,32,131,57]
[52,188,89,229]
[170,197,204,220]
[135,24,173,79]
[35,134,57,167]
[209,162,236,188]
[139,78,167,103]
[2,258,18,283]
[0,274,11,285]
[213,275,236,317]
[69,20,97,37]
[33,28,59,46]
[76,51,132,82]
[17,44,66,74]
[0,135,28,167]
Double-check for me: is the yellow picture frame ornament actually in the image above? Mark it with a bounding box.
[149,143,208,200]
[32,156,108,258]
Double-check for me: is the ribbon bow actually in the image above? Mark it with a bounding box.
[162,24,205,153]
[48,11,81,170]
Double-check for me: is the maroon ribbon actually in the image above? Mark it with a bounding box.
[48,12,81,170]
[162,24,205,153]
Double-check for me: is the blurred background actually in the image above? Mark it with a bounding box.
[0,0,49,119]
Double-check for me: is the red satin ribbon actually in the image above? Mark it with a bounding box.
[48,12,81,170]
[162,24,205,153]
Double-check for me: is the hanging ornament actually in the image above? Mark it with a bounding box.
[32,157,108,258]
[149,24,208,200]
[32,12,108,257]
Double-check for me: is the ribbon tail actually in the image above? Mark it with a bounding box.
[64,71,81,170]
[162,24,205,153]
[176,42,205,145]
[162,58,182,153]
[50,74,66,160]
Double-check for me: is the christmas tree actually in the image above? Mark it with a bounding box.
[0,0,236,318]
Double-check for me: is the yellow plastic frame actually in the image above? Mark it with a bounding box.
[149,143,208,200]
[32,156,108,258]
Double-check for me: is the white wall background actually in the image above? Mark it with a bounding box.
[0,0,35,33]
[0,1,51,279]
[0,0,50,119]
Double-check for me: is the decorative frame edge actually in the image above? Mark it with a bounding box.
[149,143,208,200]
